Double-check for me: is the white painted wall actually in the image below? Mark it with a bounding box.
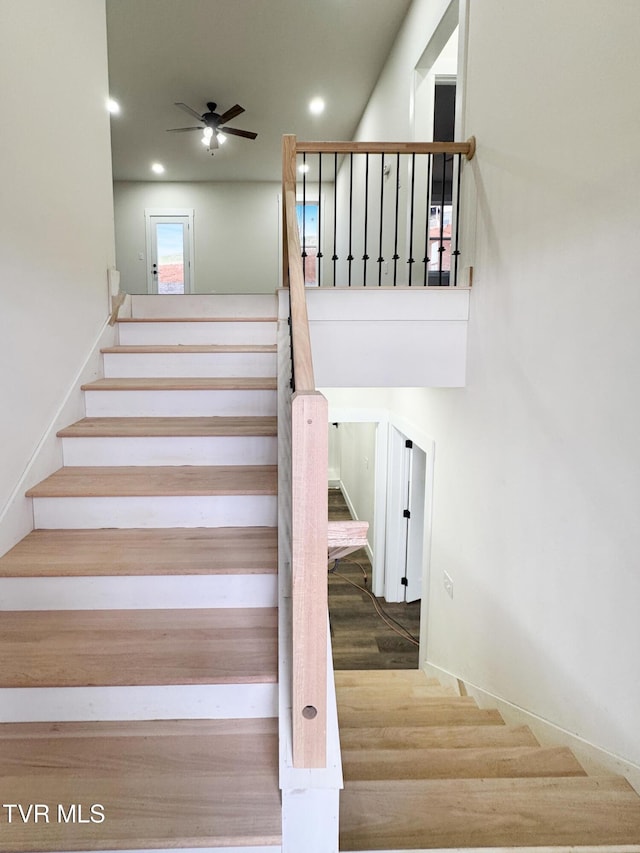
[355,0,640,769]
[307,288,469,387]
[335,423,377,560]
[0,1,115,539]
[328,0,459,288]
[113,182,280,294]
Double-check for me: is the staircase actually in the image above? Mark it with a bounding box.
[0,294,282,852]
[337,669,640,851]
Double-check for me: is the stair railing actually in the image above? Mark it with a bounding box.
[282,134,329,768]
[290,135,475,288]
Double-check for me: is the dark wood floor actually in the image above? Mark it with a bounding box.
[328,488,420,670]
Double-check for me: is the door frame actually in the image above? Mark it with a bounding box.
[327,403,435,663]
[144,208,195,294]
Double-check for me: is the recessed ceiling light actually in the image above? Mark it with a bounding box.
[107,98,120,115]
[309,97,325,115]
[298,163,310,174]
[151,162,165,174]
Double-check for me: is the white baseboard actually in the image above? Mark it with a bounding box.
[345,847,640,853]
[423,661,640,796]
[0,316,120,558]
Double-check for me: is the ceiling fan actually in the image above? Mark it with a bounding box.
[167,101,258,151]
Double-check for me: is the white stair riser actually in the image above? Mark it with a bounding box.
[119,321,277,346]
[103,351,277,378]
[84,389,277,417]
[33,495,278,529]
[0,574,277,611]
[131,294,277,319]
[62,436,278,467]
[0,683,277,723]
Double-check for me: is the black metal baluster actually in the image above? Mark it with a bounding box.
[317,153,323,286]
[423,154,432,286]
[347,153,354,286]
[407,153,416,286]
[392,153,400,286]
[378,154,385,286]
[362,153,370,286]
[452,153,462,287]
[438,152,446,286]
[332,151,338,286]
[302,153,307,285]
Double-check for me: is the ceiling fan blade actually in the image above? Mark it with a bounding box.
[174,102,204,121]
[166,126,202,132]
[221,126,258,140]
[217,104,244,124]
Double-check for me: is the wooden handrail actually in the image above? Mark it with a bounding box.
[282,134,329,768]
[295,137,476,160]
[283,135,315,391]
[284,189,315,391]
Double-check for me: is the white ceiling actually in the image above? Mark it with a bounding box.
[106,0,412,183]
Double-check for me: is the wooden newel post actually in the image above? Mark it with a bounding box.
[291,390,328,768]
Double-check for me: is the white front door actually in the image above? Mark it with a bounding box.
[145,210,194,294]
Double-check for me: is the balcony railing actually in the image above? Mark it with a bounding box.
[289,137,475,288]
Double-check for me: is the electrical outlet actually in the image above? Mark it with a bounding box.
[443,570,454,599]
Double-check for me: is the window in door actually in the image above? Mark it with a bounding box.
[296,202,319,285]
[144,209,194,294]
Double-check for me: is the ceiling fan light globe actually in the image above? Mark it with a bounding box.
[216,132,227,145]
[203,126,214,140]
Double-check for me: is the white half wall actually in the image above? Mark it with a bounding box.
[357,0,640,771]
[113,182,280,294]
[307,287,469,387]
[0,1,115,533]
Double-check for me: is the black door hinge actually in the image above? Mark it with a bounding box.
[403,509,411,519]
[401,577,408,586]
[405,439,413,449]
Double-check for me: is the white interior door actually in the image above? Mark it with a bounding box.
[145,209,194,294]
[404,442,426,603]
[384,427,426,603]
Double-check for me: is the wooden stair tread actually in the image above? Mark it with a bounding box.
[335,669,440,687]
[338,705,504,732]
[342,745,586,780]
[0,608,277,687]
[339,723,540,750]
[336,676,459,700]
[0,528,278,577]
[101,344,277,353]
[82,376,277,391]
[340,776,640,849]
[26,465,277,497]
[338,698,502,728]
[0,718,281,850]
[57,416,277,438]
[118,316,277,323]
